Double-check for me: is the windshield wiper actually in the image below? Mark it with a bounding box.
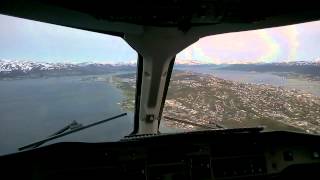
[163,116,264,133]
[19,113,127,151]
[163,116,226,129]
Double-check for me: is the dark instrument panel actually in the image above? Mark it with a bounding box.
[1,130,320,180]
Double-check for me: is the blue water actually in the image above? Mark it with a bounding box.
[176,66,286,85]
[0,75,133,155]
[176,66,320,96]
[1,68,319,155]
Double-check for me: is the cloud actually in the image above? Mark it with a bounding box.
[0,14,319,64]
[177,20,320,64]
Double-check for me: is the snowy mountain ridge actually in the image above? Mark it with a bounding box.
[0,59,136,73]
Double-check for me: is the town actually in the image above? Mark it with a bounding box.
[112,71,320,134]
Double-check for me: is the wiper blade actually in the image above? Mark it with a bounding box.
[163,116,264,133]
[163,116,226,129]
[19,113,127,151]
[20,120,84,150]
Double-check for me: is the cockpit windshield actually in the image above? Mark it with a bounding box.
[159,20,320,134]
[1,13,320,156]
[0,14,137,155]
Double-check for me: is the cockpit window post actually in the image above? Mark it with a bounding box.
[158,57,176,130]
[125,28,199,134]
[131,54,144,134]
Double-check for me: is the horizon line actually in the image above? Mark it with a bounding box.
[1,58,320,65]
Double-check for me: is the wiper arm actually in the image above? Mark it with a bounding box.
[163,116,226,129]
[20,120,84,150]
[163,116,264,133]
[19,113,127,151]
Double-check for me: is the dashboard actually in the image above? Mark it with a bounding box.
[1,129,320,180]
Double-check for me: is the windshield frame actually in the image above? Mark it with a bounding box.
[132,54,143,134]
[157,57,176,130]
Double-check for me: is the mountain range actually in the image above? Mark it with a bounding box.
[219,61,320,77]
[0,60,136,78]
[1,59,320,78]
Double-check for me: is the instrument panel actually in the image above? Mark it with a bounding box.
[1,130,320,180]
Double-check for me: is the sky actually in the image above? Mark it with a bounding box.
[0,14,320,64]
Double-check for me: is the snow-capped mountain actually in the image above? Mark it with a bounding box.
[0,59,136,78]
[219,60,320,77]
[175,59,320,66]
[175,59,202,65]
[1,59,319,79]
[273,61,320,66]
[0,60,78,72]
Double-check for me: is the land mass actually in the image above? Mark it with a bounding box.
[219,62,320,81]
[0,60,135,79]
[113,71,320,134]
[2,59,320,133]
